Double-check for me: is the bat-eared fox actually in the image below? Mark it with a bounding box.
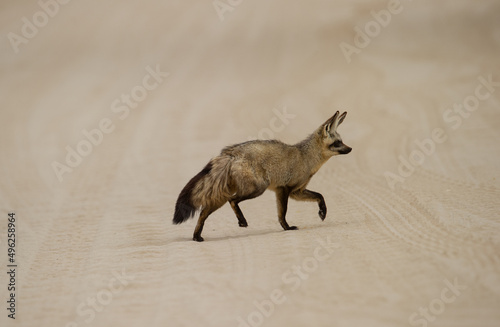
[173,111,351,241]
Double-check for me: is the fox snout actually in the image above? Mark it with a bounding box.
[339,145,352,155]
[329,139,352,155]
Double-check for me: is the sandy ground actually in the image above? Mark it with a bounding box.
[1,1,500,326]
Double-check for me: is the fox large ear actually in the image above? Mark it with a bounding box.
[323,111,339,136]
[333,111,347,130]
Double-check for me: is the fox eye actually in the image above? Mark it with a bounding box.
[332,140,342,147]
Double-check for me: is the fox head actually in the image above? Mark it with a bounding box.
[319,111,352,157]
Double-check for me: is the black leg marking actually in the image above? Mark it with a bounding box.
[193,204,223,242]
[291,189,327,221]
[230,201,248,227]
[229,187,267,228]
[276,187,297,230]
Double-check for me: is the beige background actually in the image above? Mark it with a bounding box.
[1,1,500,326]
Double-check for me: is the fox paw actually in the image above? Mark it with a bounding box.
[193,235,204,242]
[319,203,327,220]
[238,221,248,227]
[287,226,298,230]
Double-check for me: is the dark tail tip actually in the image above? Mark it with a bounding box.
[173,199,196,224]
[172,162,212,224]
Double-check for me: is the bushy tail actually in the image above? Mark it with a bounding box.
[173,156,233,224]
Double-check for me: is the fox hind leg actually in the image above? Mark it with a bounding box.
[229,187,267,227]
[193,203,224,242]
[230,200,248,227]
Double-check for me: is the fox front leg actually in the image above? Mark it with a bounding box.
[276,187,298,231]
[290,189,327,220]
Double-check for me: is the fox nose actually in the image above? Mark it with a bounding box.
[341,146,352,154]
